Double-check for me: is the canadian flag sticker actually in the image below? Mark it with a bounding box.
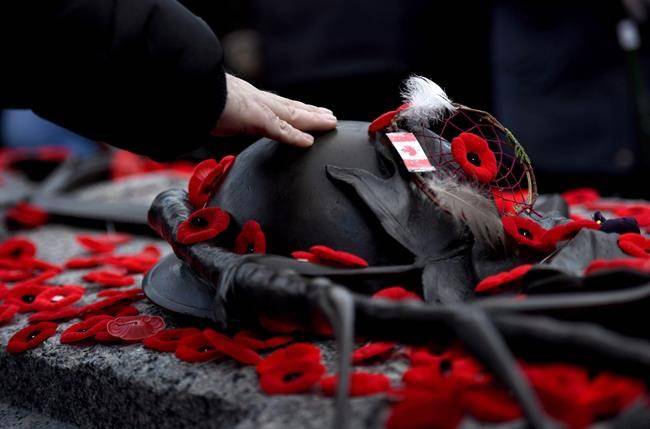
[386,132,435,173]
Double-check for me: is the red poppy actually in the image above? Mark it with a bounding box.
[387,389,463,429]
[60,316,112,344]
[585,258,650,275]
[618,233,650,258]
[234,221,267,254]
[294,245,368,268]
[542,220,600,249]
[105,315,165,341]
[29,306,81,323]
[491,189,530,215]
[0,303,19,325]
[0,283,7,300]
[65,255,104,269]
[408,345,464,367]
[259,359,326,395]
[7,321,58,354]
[6,202,48,228]
[368,103,410,132]
[176,207,230,245]
[614,204,650,228]
[32,285,84,311]
[257,343,322,375]
[143,328,201,353]
[105,248,159,273]
[233,330,293,351]
[83,270,134,287]
[451,132,498,183]
[475,264,533,294]
[79,293,140,315]
[561,188,600,206]
[0,237,36,260]
[460,386,522,423]
[258,312,303,334]
[372,286,422,301]
[4,283,49,312]
[0,268,31,282]
[188,155,236,208]
[501,215,551,252]
[352,341,396,364]
[290,251,320,263]
[581,372,645,417]
[203,328,262,365]
[175,332,223,362]
[320,372,391,397]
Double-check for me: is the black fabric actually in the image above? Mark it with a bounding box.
[1,0,226,161]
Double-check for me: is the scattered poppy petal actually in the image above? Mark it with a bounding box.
[143,328,201,353]
[76,235,116,253]
[203,328,262,365]
[176,207,230,245]
[352,341,396,364]
[6,202,48,228]
[320,372,391,397]
[618,233,650,259]
[475,264,533,294]
[372,286,422,301]
[259,359,325,395]
[175,332,223,362]
[106,315,166,340]
[65,255,104,269]
[234,221,267,254]
[309,245,368,268]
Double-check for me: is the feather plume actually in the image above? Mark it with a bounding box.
[420,173,505,248]
[399,76,456,125]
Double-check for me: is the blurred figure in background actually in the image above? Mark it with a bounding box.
[492,1,649,197]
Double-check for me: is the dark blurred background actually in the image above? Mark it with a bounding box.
[2,0,649,197]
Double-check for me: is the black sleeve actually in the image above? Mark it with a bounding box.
[2,0,227,161]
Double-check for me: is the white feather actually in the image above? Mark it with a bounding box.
[421,173,504,248]
[399,76,456,125]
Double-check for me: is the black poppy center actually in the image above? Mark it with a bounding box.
[190,216,208,228]
[440,359,452,375]
[10,248,23,258]
[247,243,255,254]
[518,228,533,239]
[283,371,303,383]
[467,152,481,167]
[27,330,41,340]
[79,328,88,333]
[199,345,213,353]
[22,294,35,303]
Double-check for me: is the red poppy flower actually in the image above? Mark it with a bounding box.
[29,306,81,323]
[4,283,49,312]
[460,386,522,423]
[7,321,58,354]
[143,328,201,353]
[258,312,304,334]
[290,251,320,263]
[501,215,551,252]
[581,373,645,417]
[614,204,650,228]
[352,341,396,364]
[542,220,600,249]
[175,332,223,362]
[32,285,84,311]
[561,188,600,206]
[618,233,650,258]
[368,103,410,132]
[188,156,235,208]
[65,255,104,269]
[0,268,31,282]
[0,237,36,260]
[233,330,293,351]
[176,207,230,245]
[372,286,422,301]
[491,189,530,215]
[451,132,497,183]
[60,315,112,344]
[203,328,262,365]
[475,264,533,294]
[6,202,48,228]
[257,343,322,375]
[585,258,650,275]
[234,221,267,254]
[0,303,19,325]
[0,283,7,300]
[79,293,139,315]
[106,315,165,340]
[259,358,325,395]
[294,245,368,268]
[320,372,391,397]
[408,345,464,367]
[83,270,134,287]
[387,389,463,429]
[105,248,159,273]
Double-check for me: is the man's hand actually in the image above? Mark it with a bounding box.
[212,74,337,147]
